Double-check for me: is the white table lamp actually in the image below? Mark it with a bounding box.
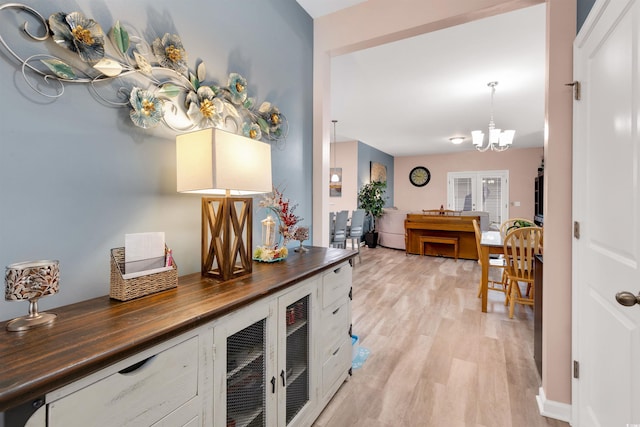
[177,128,272,281]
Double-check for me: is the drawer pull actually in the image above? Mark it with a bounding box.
[333,267,342,274]
[118,355,156,375]
[332,307,341,315]
[332,346,341,356]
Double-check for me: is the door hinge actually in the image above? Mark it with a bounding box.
[573,360,580,379]
[566,81,581,100]
[574,221,581,239]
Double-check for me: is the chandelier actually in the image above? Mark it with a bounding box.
[471,81,515,152]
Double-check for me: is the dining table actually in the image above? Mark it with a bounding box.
[479,230,505,313]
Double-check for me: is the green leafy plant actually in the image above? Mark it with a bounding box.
[357,181,387,230]
[506,219,535,234]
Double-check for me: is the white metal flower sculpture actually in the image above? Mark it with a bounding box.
[0,3,288,145]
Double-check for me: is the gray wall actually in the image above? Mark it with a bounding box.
[577,0,597,32]
[0,0,312,321]
[357,141,394,208]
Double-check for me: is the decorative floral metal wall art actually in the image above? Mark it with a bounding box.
[0,3,288,144]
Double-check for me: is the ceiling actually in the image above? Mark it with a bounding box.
[296,1,546,157]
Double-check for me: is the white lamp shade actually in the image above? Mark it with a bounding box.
[471,131,484,146]
[176,128,272,194]
[489,128,501,145]
[499,129,515,146]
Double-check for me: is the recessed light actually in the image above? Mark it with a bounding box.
[449,137,464,145]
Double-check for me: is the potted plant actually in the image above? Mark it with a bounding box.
[357,181,387,248]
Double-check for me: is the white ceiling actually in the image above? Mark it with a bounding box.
[296,2,546,157]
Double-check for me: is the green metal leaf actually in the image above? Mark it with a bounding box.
[257,117,269,134]
[158,83,181,98]
[109,21,130,54]
[40,59,76,80]
[244,97,255,110]
[190,72,200,90]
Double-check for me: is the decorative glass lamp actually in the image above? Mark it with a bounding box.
[176,128,272,281]
[5,260,59,332]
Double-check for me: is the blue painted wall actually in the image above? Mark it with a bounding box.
[356,141,394,233]
[357,141,394,208]
[0,0,312,321]
[577,0,597,32]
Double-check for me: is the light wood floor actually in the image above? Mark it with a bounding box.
[313,246,570,427]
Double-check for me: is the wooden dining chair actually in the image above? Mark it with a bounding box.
[502,226,543,318]
[472,219,508,298]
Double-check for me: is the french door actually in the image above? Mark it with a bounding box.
[447,170,508,229]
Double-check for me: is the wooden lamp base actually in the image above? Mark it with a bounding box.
[201,196,253,281]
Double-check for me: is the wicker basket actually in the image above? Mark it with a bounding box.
[110,247,178,301]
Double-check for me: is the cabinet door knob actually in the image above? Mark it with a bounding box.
[616,291,640,307]
[271,376,276,393]
[280,369,286,387]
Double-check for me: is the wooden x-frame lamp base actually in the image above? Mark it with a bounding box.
[201,196,253,281]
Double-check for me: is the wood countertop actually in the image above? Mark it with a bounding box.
[0,246,356,412]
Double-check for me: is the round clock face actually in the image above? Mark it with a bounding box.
[409,166,431,187]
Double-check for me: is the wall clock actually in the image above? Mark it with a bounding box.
[409,166,431,187]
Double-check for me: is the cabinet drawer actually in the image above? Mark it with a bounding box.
[49,336,199,427]
[322,337,351,395]
[321,262,352,309]
[321,301,350,360]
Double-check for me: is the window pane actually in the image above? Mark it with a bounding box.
[453,177,473,211]
[481,176,503,227]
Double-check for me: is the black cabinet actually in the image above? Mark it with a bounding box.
[534,171,544,226]
[534,255,543,377]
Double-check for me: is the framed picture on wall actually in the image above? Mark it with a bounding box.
[370,161,387,183]
[330,168,342,197]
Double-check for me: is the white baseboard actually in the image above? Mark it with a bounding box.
[536,386,572,424]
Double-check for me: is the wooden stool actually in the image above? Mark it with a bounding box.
[419,235,459,261]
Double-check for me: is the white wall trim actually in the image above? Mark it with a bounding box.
[537,386,572,424]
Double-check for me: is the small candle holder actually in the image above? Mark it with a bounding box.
[5,260,60,332]
[293,226,309,253]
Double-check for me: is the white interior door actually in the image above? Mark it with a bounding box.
[447,170,508,228]
[573,0,640,425]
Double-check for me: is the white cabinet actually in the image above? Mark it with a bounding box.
[317,261,352,403]
[4,252,354,427]
[213,278,318,427]
[213,298,271,427]
[45,331,205,427]
[276,280,316,426]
